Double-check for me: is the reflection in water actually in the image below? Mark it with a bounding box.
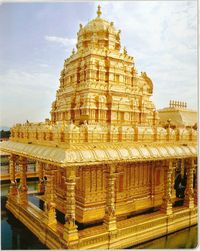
[131,225,197,249]
[1,181,198,249]
[29,194,44,210]
[1,180,38,197]
[1,181,47,250]
[1,196,47,250]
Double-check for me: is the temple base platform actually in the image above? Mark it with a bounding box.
[6,196,197,249]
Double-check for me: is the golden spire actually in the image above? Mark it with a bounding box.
[97,5,102,18]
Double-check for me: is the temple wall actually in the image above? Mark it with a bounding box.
[54,161,165,223]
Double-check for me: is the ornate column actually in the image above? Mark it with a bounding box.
[150,161,156,205]
[8,154,18,196]
[43,165,57,227]
[104,164,117,232]
[161,160,173,215]
[18,156,28,205]
[194,161,197,205]
[180,159,185,177]
[36,161,44,193]
[63,166,79,246]
[171,160,176,200]
[184,158,195,209]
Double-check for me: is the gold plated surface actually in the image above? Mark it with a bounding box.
[1,5,197,250]
[158,100,197,128]
[0,140,197,165]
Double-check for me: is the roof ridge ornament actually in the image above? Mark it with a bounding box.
[123,46,127,55]
[97,5,102,18]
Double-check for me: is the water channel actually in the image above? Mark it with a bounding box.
[1,181,198,249]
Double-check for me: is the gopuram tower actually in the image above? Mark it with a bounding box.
[50,5,158,137]
[1,5,197,250]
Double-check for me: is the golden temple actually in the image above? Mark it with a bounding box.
[0,6,197,249]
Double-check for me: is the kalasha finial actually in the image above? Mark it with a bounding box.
[97,5,102,18]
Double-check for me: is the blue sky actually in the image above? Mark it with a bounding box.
[0,1,197,127]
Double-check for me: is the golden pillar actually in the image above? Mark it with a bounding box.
[63,166,79,246]
[184,158,194,209]
[18,156,28,205]
[36,161,44,193]
[161,160,173,215]
[150,161,156,205]
[171,160,176,200]
[180,159,185,177]
[8,154,18,196]
[104,164,117,232]
[194,164,197,205]
[43,166,57,227]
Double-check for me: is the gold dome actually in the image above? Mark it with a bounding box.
[81,5,118,33]
[77,5,120,51]
[82,18,117,34]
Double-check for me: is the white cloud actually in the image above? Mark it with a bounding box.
[39,63,49,68]
[45,35,76,48]
[0,2,197,127]
[0,70,58,127]
[97,1,197,110]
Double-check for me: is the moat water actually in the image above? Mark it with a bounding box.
[1,181,198,249]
